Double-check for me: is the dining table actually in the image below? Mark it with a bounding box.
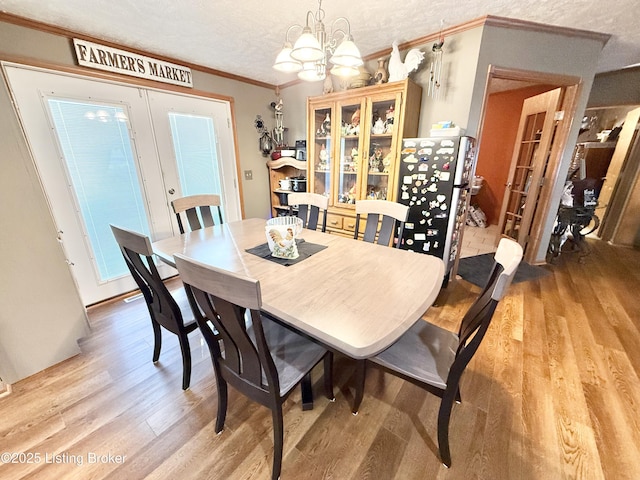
[151,217,445,360]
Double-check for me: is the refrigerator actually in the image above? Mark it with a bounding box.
[396,136,476,284]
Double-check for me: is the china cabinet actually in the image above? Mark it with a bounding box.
[306,79,422,236]
[266,156,307,218]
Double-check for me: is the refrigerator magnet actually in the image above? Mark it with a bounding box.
[415,233,426,241]
[405,222,414,229]
[439,171,451,181]
[407,164,415,171]
[418,163,429,172]
[437,147,454,155]
[419,140,435,147]
[427,229,439,236]
[437,194,446,202]
[423,242,431,252]
[402,192,410,200]
[403,176,413,184]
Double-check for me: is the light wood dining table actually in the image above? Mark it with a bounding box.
[151,217,445,359]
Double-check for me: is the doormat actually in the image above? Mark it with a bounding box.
[456,253,551,288]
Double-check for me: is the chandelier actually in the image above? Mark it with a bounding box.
[273,0,364,82]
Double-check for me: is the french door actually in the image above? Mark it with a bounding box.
[3,63,241,305]
[498,88,562,252]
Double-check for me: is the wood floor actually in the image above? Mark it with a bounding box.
[2,237,640,479]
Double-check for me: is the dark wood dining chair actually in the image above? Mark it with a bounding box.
[171,194,223,233]
[174,253,334,480]
[287,192,329,232]
[351,238,523,467]
[110,224,199,390]
[354,199,409,248]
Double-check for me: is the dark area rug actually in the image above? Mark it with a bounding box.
[456,253,551,287]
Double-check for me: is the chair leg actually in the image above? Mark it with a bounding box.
[178,333,192,390]
[214,377,228,433]
[324,352,335,401]
[352,360,366,415]
[151,320,162,362]
[301,373,314,411]
[437,388,457,468]
[271,405,284,480]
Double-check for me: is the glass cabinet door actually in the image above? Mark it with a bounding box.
[336,99,365,207]
[310,105,332,198]
[361,95,399,202]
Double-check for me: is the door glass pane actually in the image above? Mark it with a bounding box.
[169,113,221,196]
[47,98,150,282]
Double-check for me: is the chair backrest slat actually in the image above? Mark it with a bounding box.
[287,192,329,232]
[452,238,522,373]
[175,254,279,393]
[354,200,409,248]
[110,225,183,335]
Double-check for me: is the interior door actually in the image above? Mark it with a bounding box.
[498,88,562,251]
[3,63,240,305]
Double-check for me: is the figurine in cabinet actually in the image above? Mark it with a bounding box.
[372,117,385,134]
[319,144,329,170]
[318,113,331,136]
[384,106,395,133]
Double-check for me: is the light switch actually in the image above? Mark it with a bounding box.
[244,170,253,180]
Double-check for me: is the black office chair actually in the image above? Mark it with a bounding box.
[351,238,523,467]
[174,253,334,480]
[287,192,329,232]
[171,194,223,233]
[354,199,409,248]
[110,224,199,390]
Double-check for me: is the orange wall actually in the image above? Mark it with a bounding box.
[475,85,553,224]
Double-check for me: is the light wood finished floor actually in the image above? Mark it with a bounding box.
[2,237,639,479]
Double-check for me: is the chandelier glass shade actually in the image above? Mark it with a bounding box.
[273,0,363,82]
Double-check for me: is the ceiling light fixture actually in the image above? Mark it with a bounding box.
[273,0,363,82]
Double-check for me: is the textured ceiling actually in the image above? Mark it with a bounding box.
[1,0,639,86]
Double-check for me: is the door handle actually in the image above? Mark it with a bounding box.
[168,188,175,195]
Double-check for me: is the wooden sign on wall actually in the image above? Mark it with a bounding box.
[73,39,193,88]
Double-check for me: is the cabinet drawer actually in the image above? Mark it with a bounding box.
[343,216,358,232]
[326,214,343,230]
